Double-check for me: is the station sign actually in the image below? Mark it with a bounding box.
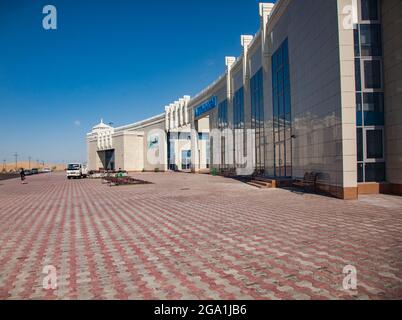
[194,96,217,118]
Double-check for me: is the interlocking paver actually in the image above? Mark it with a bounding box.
[0,172,401,300]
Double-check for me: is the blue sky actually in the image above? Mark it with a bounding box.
[0,0,273,164]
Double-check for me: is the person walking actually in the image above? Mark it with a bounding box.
[20,168,26,184]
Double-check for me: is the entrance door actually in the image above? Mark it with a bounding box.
[98,150,115,171]
[275,142,285,177]
[275,140,291,178]
[105,150,115,171]
[181,150,191,170]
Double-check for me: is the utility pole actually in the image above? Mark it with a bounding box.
[13,153,18,171]
[28,156,31,170]
[2,159,6,172]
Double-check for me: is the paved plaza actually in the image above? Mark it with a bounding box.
[0,172,401,300]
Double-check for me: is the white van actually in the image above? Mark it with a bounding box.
[66,163,88,179]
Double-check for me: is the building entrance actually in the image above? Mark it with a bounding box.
[97,149,115,171]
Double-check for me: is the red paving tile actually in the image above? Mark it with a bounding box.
[0,172,401,300]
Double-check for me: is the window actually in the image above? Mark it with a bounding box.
[357,128,363,162]
[356,94,363,126]
[363,92,383,112]
[251,68,265,172]
[67,164,80,170]
[361,0,379,21]
[218,100,228,129]
[360,24,382,56]
[233,87,245,165]
[358,163,364,183]
[233,88,244,129]
[168,133,177,170]
[354,27,360,56]
[365,163,385,182]
[272,39,292,177]
[357,129,385,182]
[364,60,381,89]
[198,133,209,141]
[355,0,385,183]
[363,92,384,125]
[251,69,264,123]
[366,129,383,159]
[355,59,362,91]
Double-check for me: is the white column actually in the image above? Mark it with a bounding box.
[169,104,175,129]
[190,110,199,173]
[184,95,191,125]
[165,106,170,131]
[174,102,180,128]
[241,35,254,171]
[225,57,236,101]
[179,98,185,127]
[225,56,236,169]
[241,35,254,84]
[259,2,274,60]
[260,2,275,175]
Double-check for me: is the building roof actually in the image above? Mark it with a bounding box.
[92,119,112,130]
[114,113,165,132]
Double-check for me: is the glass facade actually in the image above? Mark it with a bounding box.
[218,100,228,129]
[272,39,292,178]
[361,0,379,21]
[354,0,385,183]
[364,60,382,89]
[250,68,265,174]
[99,150,116,171]
[218,100,228,170]
[233,87,245,166]
[233,88,244,129]
[181,150,191,170]
[360,24,382,56]
[198,133,210,168]
[167,132,176,170]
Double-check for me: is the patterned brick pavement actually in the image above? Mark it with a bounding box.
[0,172,401,300]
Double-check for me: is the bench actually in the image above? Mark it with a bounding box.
[293,172,320,193]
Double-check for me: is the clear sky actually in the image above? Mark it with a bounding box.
[0,0,274,164]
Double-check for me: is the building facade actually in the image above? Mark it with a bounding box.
[87,0,402,199]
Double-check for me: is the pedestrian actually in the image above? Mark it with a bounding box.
[20,168,26,184]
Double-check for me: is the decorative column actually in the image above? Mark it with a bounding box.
[165,106,170,131]
[190,109,199,173]
[179,98,185,127]
[260,2,275,176]
[184,95,191,125]
[173,102,180,169]
[241,34,254,114]
[225,56,236,169]
[241,35,254,171]
[259,2,274,61]
[174,101,180,128]
[169,103,175,129]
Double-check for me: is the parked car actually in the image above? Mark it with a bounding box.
[66,163,88,179]
[42,168,52,173]
[24,169,32,176]
[31,168,39,174]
